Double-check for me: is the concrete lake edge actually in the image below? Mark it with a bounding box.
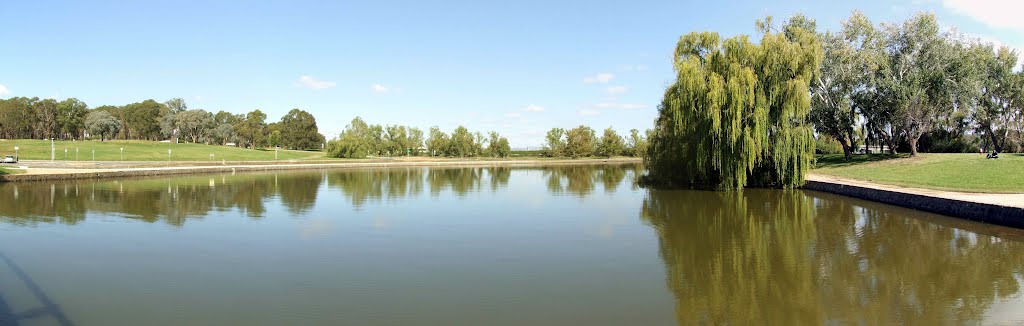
[803,178,1024,229]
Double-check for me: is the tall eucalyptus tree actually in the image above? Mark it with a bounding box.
[810,12,883,160]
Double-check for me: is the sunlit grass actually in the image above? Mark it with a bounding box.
[0,139,324,162]
[813,153,1024,193]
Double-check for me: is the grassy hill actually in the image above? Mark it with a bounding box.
[813,153,1024,193]
[0,139,324,162]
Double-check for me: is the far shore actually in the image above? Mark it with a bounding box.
[0,157,642,182]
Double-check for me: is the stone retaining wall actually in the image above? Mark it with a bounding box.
[803,180,1024,229]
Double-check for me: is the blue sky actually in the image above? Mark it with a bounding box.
[2,0,1022,147]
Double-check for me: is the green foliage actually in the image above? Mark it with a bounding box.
[211,123,237,145]
[917,129,979,153]
[814,135,844,154]
[234,109,268,148]
[0,97,39,139]
[175,109,213,143]
[973,44,1023,153]
[871,13,969,156]
[644,15,822,190]
[327,118,502,159]
[84,111,121,141]
[448,126,474,157]
[810,11,877,160]
[487,131,511,158]
[565,125,596,158]
[544,128,566,157]
[622,128,647,156]
[427,126,449,157]
[121,99,163,140]
[32,98,59,139]
[56,98,89,139]
[279,109,323,150]
[268,130,283,148]
[327,117,375,158]
[596,127,624,158]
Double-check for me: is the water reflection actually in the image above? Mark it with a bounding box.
[0,164,639,226]
[542,164,638,196]
[641,189,1024,325]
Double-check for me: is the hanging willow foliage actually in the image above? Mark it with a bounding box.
[644,16,822,190]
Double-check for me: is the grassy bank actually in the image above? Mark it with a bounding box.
[0,139,323,161]
[813,153,1024,193]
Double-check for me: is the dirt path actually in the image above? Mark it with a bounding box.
[807,173,1024,209]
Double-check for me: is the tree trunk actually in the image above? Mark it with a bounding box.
[990,131,1005,153]
[839,136,853,161]
[909,136,919,157]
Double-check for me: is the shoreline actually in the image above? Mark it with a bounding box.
[804,173,1024,228]
[0,157,642,182]
[9,161,1021,228]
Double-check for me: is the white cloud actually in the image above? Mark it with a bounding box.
[504,112,522,118]
[578,109,600,116]
[297,75,336,90]
[372,83,392,94]
[944,0,1024,31]
[605,86,628,95]
[593,102,647,110]
[583,73,615,84]
[0,84,8,96]
[523,105,545,112]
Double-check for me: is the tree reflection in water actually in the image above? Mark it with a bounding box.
[641,189,1024,325]
[0,164,639,226]
[541,163,640,196]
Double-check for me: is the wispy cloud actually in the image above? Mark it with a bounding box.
[578,109,600,116]
[0,84,10,96]
[583,73,615,84]
[372,83,392,94]
[944,0,1024,31]
[605,86,628,95]
[593,102,647,110]
[523,104,545,112]
[504,112,522,118]
[297,75,336,90]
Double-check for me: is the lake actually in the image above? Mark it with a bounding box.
[1,163,1023,325]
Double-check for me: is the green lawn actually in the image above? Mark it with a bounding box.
[813,153,1024,193]
[0,139,325,162]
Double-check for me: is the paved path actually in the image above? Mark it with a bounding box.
[807,173,1024,209]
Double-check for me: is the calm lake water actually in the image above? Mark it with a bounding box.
[2,164,1024,325]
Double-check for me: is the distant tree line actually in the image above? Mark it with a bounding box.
[0,97,325,150]
[543,126,648,158]
[326,117,512,158]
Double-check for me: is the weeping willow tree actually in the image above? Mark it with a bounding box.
[644,16,822,190]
